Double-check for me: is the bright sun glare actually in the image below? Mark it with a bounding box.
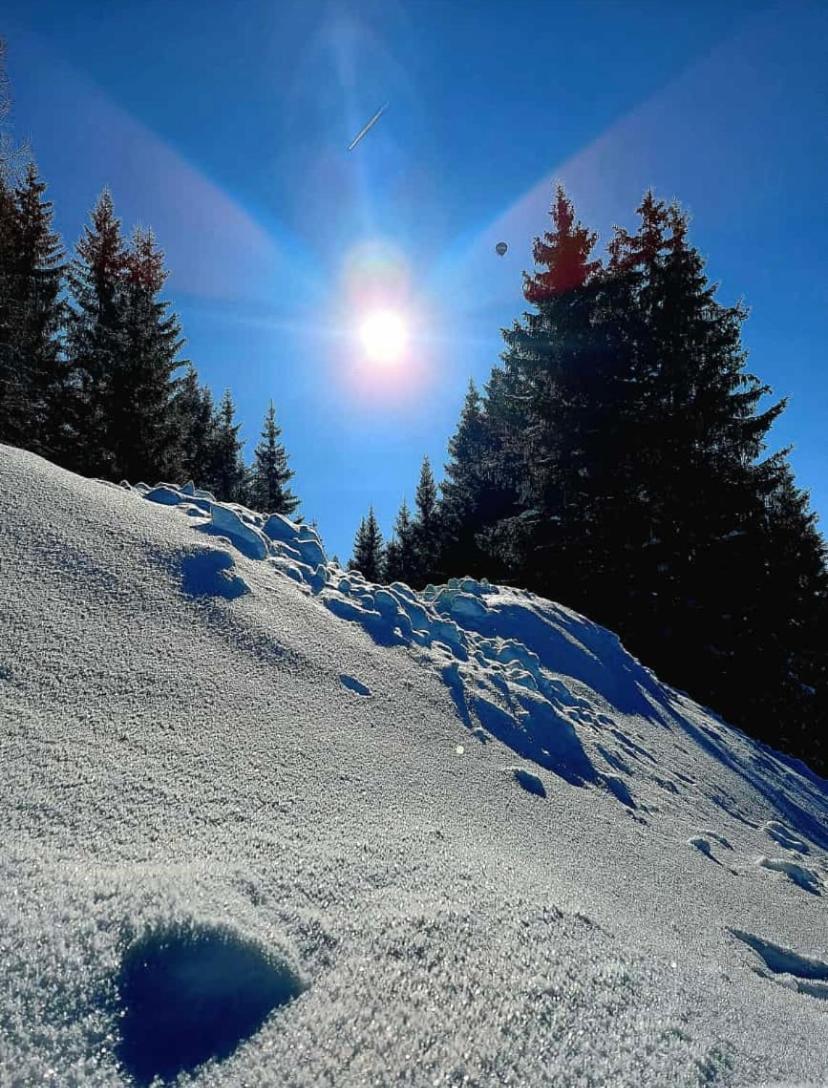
[359,309,408,364]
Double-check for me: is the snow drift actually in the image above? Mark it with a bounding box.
[1,443,827,1087]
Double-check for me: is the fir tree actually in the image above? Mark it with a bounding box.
[65,190,128,476]
[384,499,416,584]
[348,507,384,582]
[0,162,65,454]
[12,163,66,456]
[174,364,218,491]
[440,379,520,580]
[106,226,185,483]
[209,389,247,502]
[493,184,609,598]
[248,400,299,515]
[410,455,442,586]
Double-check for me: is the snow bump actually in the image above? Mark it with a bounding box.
[181,547,250,600]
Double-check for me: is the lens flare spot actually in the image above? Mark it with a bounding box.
[359,309,408,364]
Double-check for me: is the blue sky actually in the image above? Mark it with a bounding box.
[3,0,826,559]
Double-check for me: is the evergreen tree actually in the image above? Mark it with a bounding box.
[348,507,384,582]
[209,389,247,502]
[248,400,299,515]
[493,184,611,598]
[105,226,185,482]
[410,455,442,586]
[468,184,828,772]
[0,162,65,454]
[600,195,823,758]
[384,499,416,584]
[174,364,218,491]
[13,164,66,456]
[440,379,521,580]
[65,190,128,476]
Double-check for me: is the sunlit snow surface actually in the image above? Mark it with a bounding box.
[1,444,827,1087]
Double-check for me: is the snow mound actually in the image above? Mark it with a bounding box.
[181,546,250,600]
[132,476,828,829]
[4,446,828,1086]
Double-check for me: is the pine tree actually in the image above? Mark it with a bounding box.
[445,184,828,773]
[174,364,218,491]
[348,507,384,582]
[384,499,416,584]
[209,389,247,502]
[493,184,609,598]
[0,162,65,454]
[440,379,521,580]
[105,226,185,483]
[65,190,128,476]
[409,455,443,587]
[12,163,66,456]
[248,400,299,515]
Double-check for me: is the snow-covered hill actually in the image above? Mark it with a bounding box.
[1,443,826,1087]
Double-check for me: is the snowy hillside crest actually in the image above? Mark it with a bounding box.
[138,476,828,837]
[3,447,828,1087]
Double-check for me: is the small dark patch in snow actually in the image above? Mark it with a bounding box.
[595,743,631,775]
[609,729,656,764]
[687,836,722,865]
[116,923,303,1085]
[757,856,822,895]
[763,820,808,854]
[603,775,636,809]
[508,766,547,797]
[340,674,371,697]
[730,928,828,1000]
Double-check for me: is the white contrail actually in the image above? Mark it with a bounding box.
[348,102,388,151]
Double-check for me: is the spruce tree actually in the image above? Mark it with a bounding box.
[12,164,66,457]
[0,163,65,454]
[0,167,25,445]
[248,400,299,515]
[174,364,218,491]
[106,226,185,483]
[445,184,828,772]
[494,184,609,599]
[348,507,384,582]
[384,499,416,584]
[65,190,128,476]
[410,455,442,586]
[440,379,521,580]
[209,389,247,502]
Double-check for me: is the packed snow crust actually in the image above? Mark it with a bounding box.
[1,444,827,1087]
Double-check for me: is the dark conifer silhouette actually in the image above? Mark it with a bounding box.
[107,227,185,483]
[65,190,128,477]
[447,183,827,772]
[0,163,65,455]
[174,364,218,492]
[384,499,416,585]
[410,456,442,586]
[248,401,299,515]
[349,507,384,581]
[209,389,248,503]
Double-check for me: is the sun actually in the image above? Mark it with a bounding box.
[358,309,408,364]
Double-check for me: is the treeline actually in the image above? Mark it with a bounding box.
[351,188,828,774]
[0,46,298,514]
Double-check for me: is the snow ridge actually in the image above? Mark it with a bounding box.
[139,479,828,842]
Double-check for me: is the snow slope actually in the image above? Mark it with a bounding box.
[1,443,826,1088]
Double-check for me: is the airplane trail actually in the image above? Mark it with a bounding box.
[348,103,388,151]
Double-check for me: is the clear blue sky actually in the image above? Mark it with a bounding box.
[4,0,826,560]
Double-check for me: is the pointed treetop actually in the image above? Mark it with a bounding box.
[525,184,601,304]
